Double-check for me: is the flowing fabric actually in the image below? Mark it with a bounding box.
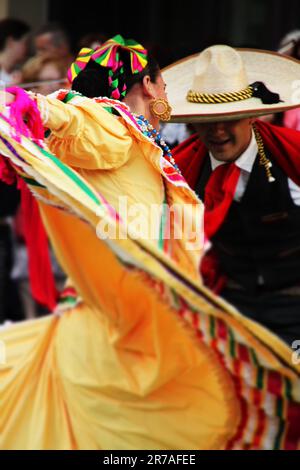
[2,87,58,309]
[0,97,299,450]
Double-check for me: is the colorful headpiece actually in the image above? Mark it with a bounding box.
[68,34,148,100]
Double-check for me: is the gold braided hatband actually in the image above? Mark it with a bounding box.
[187,85,254,104]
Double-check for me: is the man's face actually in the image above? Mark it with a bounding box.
[194,118,254,162]
[35,33,69,59]
[35,33,55,56]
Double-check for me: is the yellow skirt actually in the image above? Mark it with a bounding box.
[1,298,239,450]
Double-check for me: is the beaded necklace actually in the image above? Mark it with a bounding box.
[134,114,182,174]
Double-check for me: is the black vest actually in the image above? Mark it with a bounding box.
[196,153,300,291]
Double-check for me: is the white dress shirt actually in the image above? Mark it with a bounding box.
[209,131,300,205]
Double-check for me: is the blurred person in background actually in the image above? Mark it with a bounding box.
[22,54,69,94]
[33,22,74,68]
[0,18,30,86]
[0,18,28,322]
[272,30,300,130]
[261,30,300,128]
[279,29,300,59]
[78,32,107,50]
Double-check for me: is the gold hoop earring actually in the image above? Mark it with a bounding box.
[149,98,172,122]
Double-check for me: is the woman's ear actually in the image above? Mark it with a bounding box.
[142,75,155,98]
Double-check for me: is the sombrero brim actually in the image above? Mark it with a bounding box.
[162,48,300,123]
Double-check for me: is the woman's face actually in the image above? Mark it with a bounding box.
[152,72,168,101]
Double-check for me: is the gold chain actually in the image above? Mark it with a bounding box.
[253,124,275,183]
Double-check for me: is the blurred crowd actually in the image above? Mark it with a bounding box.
[0,17,300,323]
[0,19,76,323]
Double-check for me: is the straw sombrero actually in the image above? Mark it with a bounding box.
[162,45,300,123]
